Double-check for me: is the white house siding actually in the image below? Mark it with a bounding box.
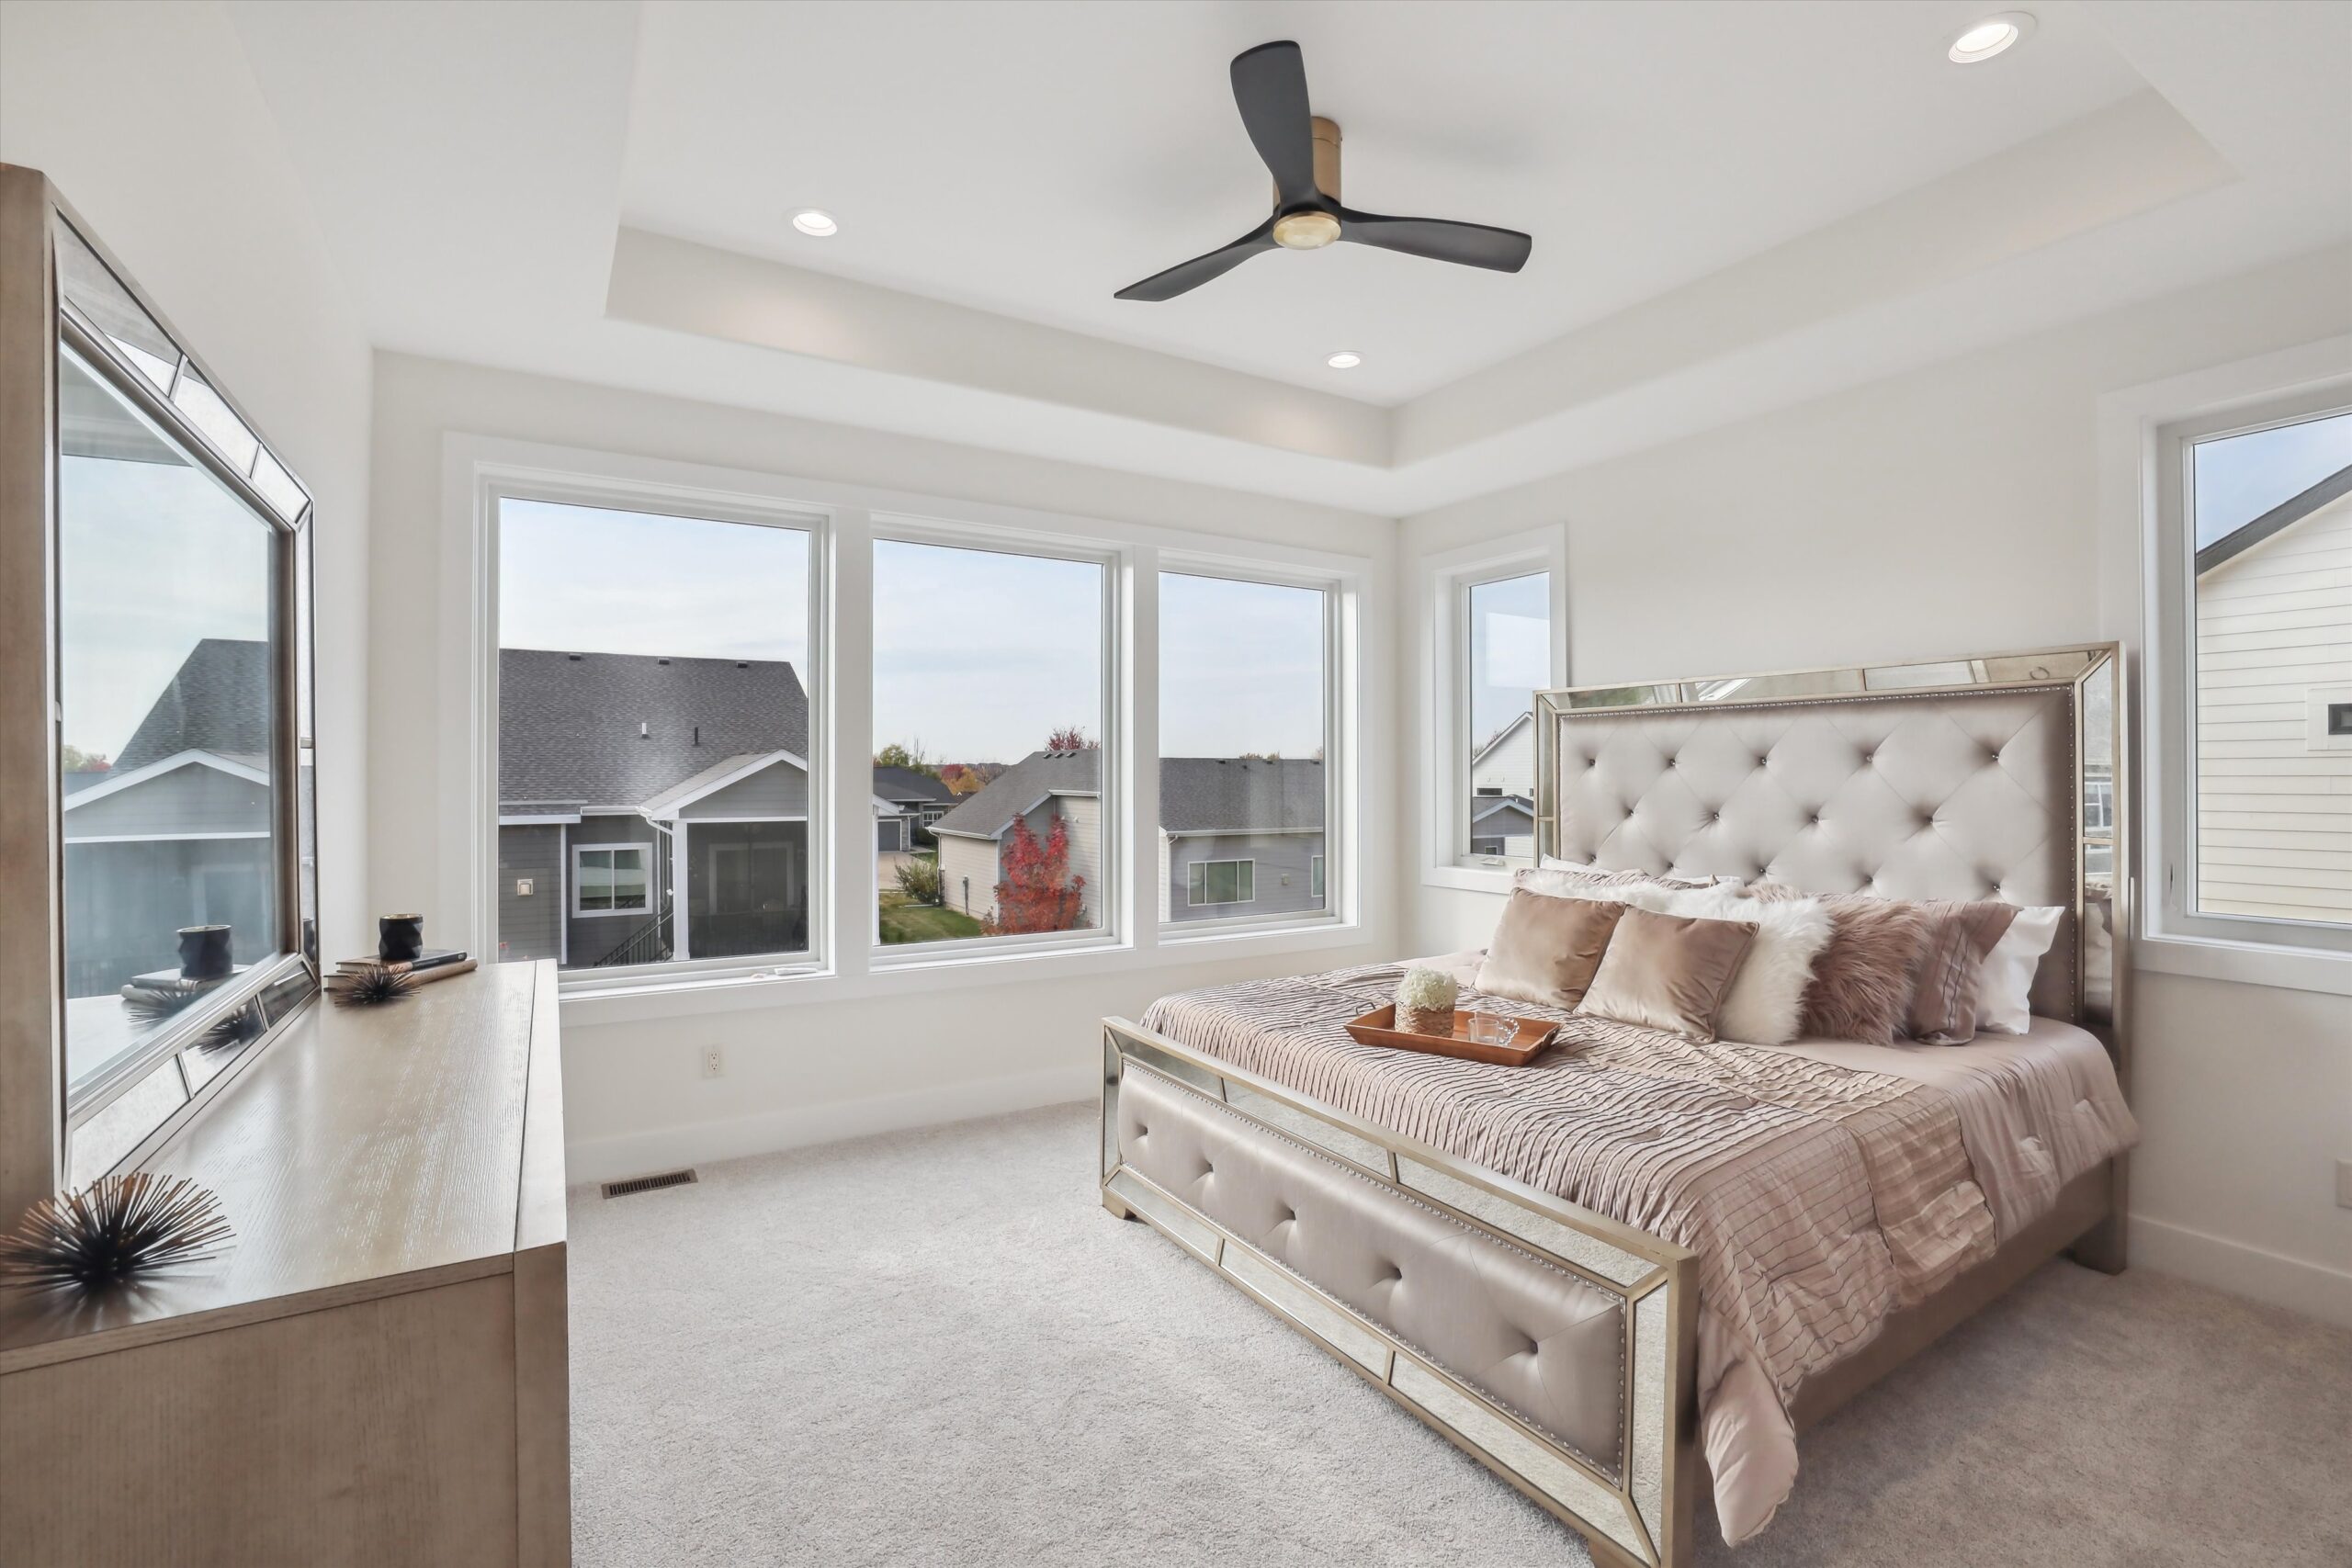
[936,832,1000,919]
[1471,714,1536,798]
[1165,831,1326,923]
[62,764,270,840]
[2194,491,2352,923]
[679,759,808,819]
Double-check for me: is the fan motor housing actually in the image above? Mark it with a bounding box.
[1272,118,1342,248]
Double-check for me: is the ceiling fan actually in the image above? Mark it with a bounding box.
[1115,39,1533,302]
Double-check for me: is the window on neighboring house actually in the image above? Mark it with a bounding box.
[495,495,817,976]
[1159,570,1336,929]
[1464,570,1552,862]
[873,536,1110,949]
[1188,859,1255,906]
[573,845,650,915]
[2156,395,2352,955]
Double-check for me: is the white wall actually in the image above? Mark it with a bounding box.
[367,352,1398,1181]
[0,0,374,963]
[1402,243,2352,1324]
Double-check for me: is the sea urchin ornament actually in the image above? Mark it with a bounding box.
[0,1173,233,1292]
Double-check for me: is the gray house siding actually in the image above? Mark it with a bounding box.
[679,758,808,820]
[496,823,565,964]
[565,812,666,967]
[62,838,275,998]
[62,762,269,840]
[1165,831,1326,923]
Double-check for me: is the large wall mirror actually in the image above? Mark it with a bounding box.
[1,166,321,1222]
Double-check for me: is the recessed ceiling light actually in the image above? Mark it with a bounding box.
[790,209,839,238]
[1947,12,2034,63]
[1325,351,1363,370]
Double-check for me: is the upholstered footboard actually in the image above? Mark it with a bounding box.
[1100,1018,1701,1568]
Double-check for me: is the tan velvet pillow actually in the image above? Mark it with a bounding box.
[1575,906,1757,1041]
[1477,889,1627,1010]
[1905,900,2019,1044]
[1745,883,1931,1044]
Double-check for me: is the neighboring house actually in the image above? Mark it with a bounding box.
[1469,711,1537,856]
[60,637,276,998]
[930,749,1102,925]
[873,765,956,851]
[497,650,901,967]
[2192,462,2352,924]
[1159,758,1326,923]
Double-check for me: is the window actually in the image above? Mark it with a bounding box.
[873,536,1109,948]
[495,496,817,975]
[2155,391,2352,958]
[1188,860,1255,906]
[1159,570,1335,928]
[573,846,650,915]
[1464,571,1552,861]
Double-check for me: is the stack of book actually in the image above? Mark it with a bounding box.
[328,948,477,993]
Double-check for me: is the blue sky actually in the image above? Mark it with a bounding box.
[2194,410,2352,548]
[501,505,1325,763]
[1469,571,1551,751]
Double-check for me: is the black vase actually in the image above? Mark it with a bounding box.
[378,914,425,964]
[177,925,232,981]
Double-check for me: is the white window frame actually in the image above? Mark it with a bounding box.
[571,843,653,918]
[1187,858,1257,907]
[1419,526,1567,893]
[2106,334,2352,996]
[1154,558,1349,938]
[443,434,1382,1022]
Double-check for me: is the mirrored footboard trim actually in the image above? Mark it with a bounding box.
[1100,1018,1702,1568]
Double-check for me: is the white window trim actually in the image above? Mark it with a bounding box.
[2100,334,2352,996]
[1418,526,1567,894]
[1154,556,1350,938]
[1187,858,1257,907]
[571,843,654,919]
[441,434,1383,1019]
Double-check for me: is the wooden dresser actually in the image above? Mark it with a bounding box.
[0,961,571,1568]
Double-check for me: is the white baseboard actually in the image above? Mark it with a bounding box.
[566,1065,1091,1187]
[2131,1213,2352,1328]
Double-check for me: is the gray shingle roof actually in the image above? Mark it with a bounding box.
[872,765,955,805]
[931,749,1100,838]
[115,637,271,772]
[2196,462,2352,575]
[499,649,807,809]
[1159,758,1324,833]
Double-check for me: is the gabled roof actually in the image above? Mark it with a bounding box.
[115,637,271,773]
[2197,462,2352,575]
[61,749,269,809]
[499,649,807,809]
[872,765,955,805]
[931,749,1100,839]
[1470,710,1532,769]
[1473,793,1534,825]
[1159,758,1324,834]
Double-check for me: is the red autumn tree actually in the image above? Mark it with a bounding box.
[1045,726,1098,753]
[983,812,1087,934]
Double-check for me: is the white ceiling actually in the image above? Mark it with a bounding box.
[223,0,2352,515]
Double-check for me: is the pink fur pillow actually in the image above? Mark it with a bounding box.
[1743,883,1931,1044]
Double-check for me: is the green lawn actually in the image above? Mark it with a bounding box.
[877,890,984,944]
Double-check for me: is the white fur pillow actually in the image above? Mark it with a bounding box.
[1626,882,1831,1044]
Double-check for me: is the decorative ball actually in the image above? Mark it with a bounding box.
[0,1173,232,1293]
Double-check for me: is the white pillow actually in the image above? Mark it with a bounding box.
[1625,882,1832,1045]
[1975,906,2064,1034]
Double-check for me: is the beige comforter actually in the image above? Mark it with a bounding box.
[1138,957,2138,1546]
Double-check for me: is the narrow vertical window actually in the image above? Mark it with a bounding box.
[2185,409,2352,929]
[495,498,815,973]
[874,537,1108,946]
[1464,571,1551,860]
[1159,571,1334,927]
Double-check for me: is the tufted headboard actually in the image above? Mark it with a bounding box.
[1533,647,2125,1048]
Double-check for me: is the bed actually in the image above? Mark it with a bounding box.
[1098,645,2133,1567]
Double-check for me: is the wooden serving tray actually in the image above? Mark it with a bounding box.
[1344,1005,1560,1067]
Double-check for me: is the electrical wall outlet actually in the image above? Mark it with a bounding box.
[700,1045,725,1080]
[2337,1158,2351,1211]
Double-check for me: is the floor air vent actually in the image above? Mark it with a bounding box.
[601,1168,698,1199]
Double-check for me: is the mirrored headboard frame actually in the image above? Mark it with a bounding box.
[1532,644,2128,1073]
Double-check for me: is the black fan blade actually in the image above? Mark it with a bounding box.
[1114,220,1278,301]
[1336,208,1532,273]
[1230,40,1318,207]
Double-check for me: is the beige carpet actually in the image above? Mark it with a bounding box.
[568,1102,2352,1566]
